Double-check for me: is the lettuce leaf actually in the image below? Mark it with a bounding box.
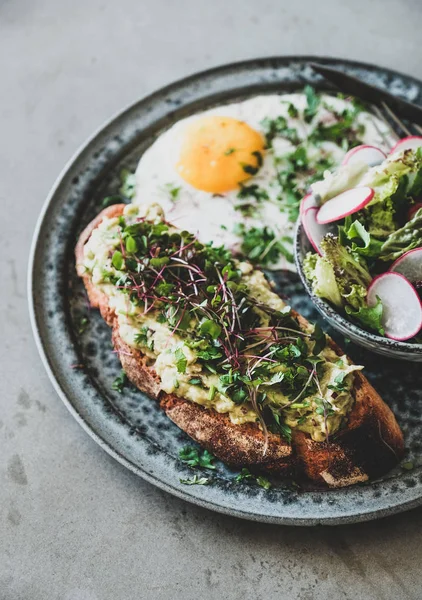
[303,252,342,307]
[340,218,383,258]
[379,207,422,262]
[304,235,372,312]
[345,296,384,335]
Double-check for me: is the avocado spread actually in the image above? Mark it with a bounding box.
[83,203,361,443]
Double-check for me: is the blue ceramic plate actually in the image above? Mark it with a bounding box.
[29,57,422,525]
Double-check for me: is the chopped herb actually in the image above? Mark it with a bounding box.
[77,316,89,334]
[163,183,181,201]
[179,446,216,470]
[174,347,187,374]
[256,475,272,490]
[303,85,320,122]
[402,461,415,471]
[287,103,299,118]
[241,163,259,176]
[112,370,127,393]
[252,150,263,167]
[180,475,210,485]
[234,223,293,266]
[188,377,203,386]
[134,326,154,351]
[224,147,236,156]
[235,468,272,489]
[237,183,269,202]
[235,467,255,482]
[261,116,299,147]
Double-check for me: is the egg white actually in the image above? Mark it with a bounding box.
[134,93,394,270]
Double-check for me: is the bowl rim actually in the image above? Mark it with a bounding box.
[294,220,422,355]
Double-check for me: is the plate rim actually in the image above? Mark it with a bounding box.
[28,55,422,526]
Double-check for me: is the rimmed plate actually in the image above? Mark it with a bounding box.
[29,56,422,525]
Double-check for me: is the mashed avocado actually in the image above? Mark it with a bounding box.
[83,203,361,442]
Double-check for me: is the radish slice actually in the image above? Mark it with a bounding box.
[342,145,386,167]
[316,187,374,224]
[408,202,422,221]
[367,272,422,341]
[302,206,328,255]
[390,136,422,155]
[300,193,317,216]
[390,248,422,283]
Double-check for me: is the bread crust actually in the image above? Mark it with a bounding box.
[75,205,404,487]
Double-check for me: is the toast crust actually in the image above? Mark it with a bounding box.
[75,205,404,487]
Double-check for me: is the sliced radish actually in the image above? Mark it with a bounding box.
[316,187,374,225]
[300,193,317,216]
[408,202,422,221]
[367,272,422,341]
[342,145,386,167]
[302,206,329,255]
[390,248,422,283]
[390,136,422,155]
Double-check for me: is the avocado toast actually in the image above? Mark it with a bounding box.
[76,202,404,488]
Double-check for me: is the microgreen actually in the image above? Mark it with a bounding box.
[101,211,344,446]
[112,250,124,270]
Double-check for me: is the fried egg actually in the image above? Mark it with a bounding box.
[134,94,394,270]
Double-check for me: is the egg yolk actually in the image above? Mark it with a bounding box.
[176,116,265,193]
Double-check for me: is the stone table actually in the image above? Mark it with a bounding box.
[1,1,422,598]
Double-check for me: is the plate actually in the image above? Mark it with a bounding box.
[29,56,422,525]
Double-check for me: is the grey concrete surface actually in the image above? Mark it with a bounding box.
[1,1,422,599]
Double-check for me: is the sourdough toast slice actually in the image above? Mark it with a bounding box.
[76,205,404,487]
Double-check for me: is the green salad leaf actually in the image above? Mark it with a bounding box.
[345,296,385,335]
[379,207,422,262]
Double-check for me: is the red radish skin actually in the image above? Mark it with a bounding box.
[390,136,422,155]
[367,272,422,341]
[316,187,375,225]
[300,193,317,216]
[302,206,328,255]
[408,202,422,221]
[342,145,386,167]
[390,247,422,283]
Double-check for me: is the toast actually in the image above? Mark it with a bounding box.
[76,204,404,488]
